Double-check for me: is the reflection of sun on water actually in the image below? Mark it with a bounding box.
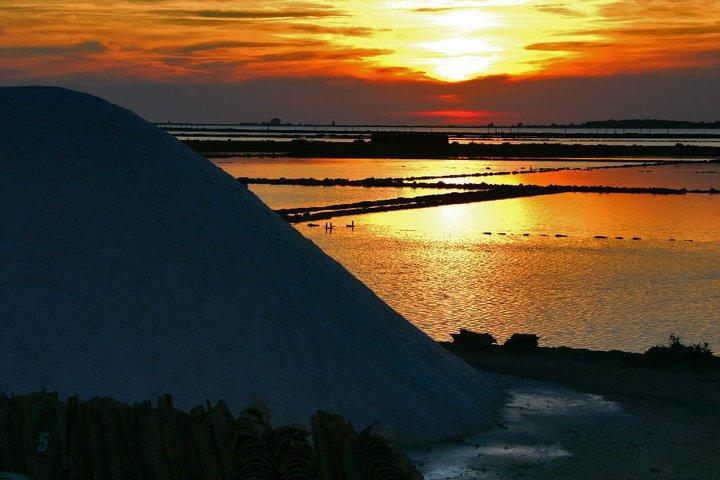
[437,204,466,227]
[360,200,529,241]
[297,194,720,350]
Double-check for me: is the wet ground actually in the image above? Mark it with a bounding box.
[408,366,719,479]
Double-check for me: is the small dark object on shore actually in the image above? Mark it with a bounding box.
[450,329,498,348]
[504,334,540,350]
[645,334,715,362]
[555,234,568,238]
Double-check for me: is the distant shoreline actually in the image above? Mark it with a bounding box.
[442,341,719,407]
[434,341,720,478]
[186,139,720,159]
[161,119,720,130]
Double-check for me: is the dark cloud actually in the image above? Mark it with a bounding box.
[525,42,612,52]
[150,8,345,20]
[570,23,720,38]
[0,41,107,58]
[692,49,720,61]
[252,48,392,63]
[599,0,711,20]
[167,41,286,54]
[372,65,421,77]
[284,23,375,37]
[412,7,453,13]
[535,4,584,17]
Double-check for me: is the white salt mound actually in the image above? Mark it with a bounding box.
[0,87,497,443]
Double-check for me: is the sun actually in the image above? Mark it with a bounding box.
[349,3,510,82]
[432,9,501,31]
[419,37,501,81]
[334,0,609,83]
[430,55,499,82]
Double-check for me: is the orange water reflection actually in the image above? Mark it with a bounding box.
[345,193,720,242]
[440,163,720,190]
[297,193,720,352]
[216,157,623,181]
[248,184,464,210]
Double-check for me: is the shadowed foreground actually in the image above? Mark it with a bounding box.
[411,343,720,479]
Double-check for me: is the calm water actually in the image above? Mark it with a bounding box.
[168,124,720,147]
[432,162,720,190]
[217,157,628,181]
[248,184,464,210]
[299,195,720,352]
[217,158,719,210]
[216,158,720,352]
[221,158,637,209]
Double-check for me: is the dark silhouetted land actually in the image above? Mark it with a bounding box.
[186,139,720,159]
[271,183,718,222]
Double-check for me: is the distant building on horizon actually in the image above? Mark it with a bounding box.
[261,117,283,126]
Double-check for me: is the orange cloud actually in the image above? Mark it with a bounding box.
[529,0,720,77]
[535,4,585,17]
[437,94,463,104]
[0,0,719,84]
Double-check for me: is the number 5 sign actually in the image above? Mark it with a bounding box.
[36,432,50,453]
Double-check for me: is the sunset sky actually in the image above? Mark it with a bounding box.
[1,0,719,123]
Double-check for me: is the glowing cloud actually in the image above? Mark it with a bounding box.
[415,109,495,123]
[0,0,718,83]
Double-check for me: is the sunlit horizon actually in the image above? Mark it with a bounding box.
[2,1,719,123]
[2,0,719,82]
